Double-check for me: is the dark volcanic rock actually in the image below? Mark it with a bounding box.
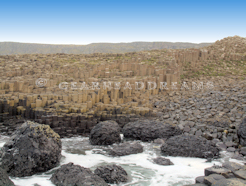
[89,120,121,145]
[152,157,174,166]
[50,163,108,186]
[0,121,61,177]
[238,117,246,146]
[94,164,128,184]
[108,142,143,156]
[160,135,219,158]
[0,168,15,186]
[123,120,182,142]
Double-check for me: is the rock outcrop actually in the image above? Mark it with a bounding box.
[0,168,15,186]
[123,120,182,142]
[193,162,246,186]
[152,157,174,166]
[94,164,128,184]
[89,120,121,145]
[108,142,143,156]
[50,162,108,186]
[0,121,62,177]
[160,135,219,158]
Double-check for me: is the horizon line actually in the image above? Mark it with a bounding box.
[0,40,214,46]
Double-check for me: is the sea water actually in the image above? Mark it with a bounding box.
[0,135,244,186]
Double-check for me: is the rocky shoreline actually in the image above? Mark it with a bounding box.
[0,115,246,185]
[0,77,245,185]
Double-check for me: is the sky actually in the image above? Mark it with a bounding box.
[0,0,245,44]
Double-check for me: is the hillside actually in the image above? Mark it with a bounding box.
[181,35,246,79]
[0,41,212,55]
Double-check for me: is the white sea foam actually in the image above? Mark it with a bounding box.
[0,136,244,186]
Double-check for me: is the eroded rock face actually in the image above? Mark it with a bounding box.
[238,118,246,146]
[89,120,121,145]
[160,135,220,158]
[123,120,182,142]
[108,142,143,156]
[0,121,62,177]
[94,164,128,184]
[50,163,108,186]
[0,168,15,186]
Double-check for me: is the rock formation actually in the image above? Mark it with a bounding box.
[160,135,220,158]
[0,121,62,177]
[50,162,108,186]
[108,142,143,156]
[89,120,121,145]
[94,164,128,184]
[0,168,15,186]
[123,119,182,141]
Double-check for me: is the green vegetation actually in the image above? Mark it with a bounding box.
[182,59,246,79]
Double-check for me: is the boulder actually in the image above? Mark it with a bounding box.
[123,120,182,142]
[89,120,121,145]
[152,157,174,166]
[50,163,108,186]
[94,164,128,184]
[108,142,143,156]
[0,168,15,186]
[238,117,246,146]
[0,121,61,177]
[161,135,220,158]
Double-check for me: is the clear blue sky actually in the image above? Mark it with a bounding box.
[0,0,245,44]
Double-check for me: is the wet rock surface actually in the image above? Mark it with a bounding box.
[205,165,231,177]
[123,120,182,142]
[194,162,246,186]
[222,161,246,172]
[152,157,174,166]
[89,120,121,145]
[0,168,15,186]
[211,178,246,186]
[160,135,219,158]
[108,142,143,156]
[94,164,128,184]
[50,162,108,186]
[0,121,62,177]
[203,174,225,185]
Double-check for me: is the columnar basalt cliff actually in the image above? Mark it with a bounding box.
[0,36,245,136]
